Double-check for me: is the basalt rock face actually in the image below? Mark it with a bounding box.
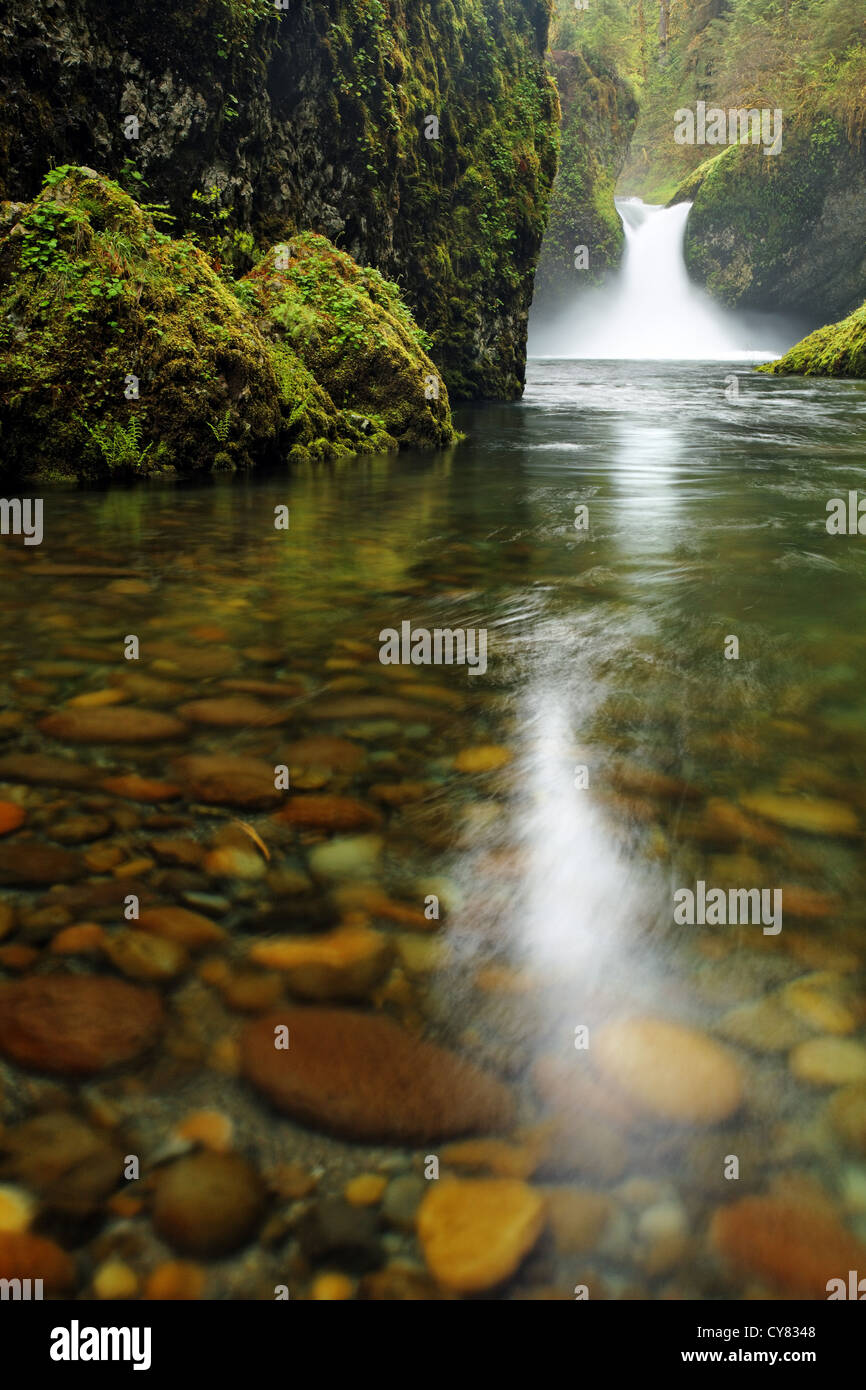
[670,121,866,324]
[0,0,559,400]
[532,48,638,312]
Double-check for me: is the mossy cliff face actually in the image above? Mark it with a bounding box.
[758,301,866,379]
[533,49,637,310]
[0,0,558,401]
[0,168,452,480]
[670,121,866,323]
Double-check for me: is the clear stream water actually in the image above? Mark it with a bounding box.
[2,356,866,1298]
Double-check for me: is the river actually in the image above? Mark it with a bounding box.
[1,351,866,1298]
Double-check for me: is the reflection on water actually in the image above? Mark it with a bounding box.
[2,360,866,1299]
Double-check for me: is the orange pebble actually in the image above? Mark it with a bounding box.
[101,776,182,803]
[310,1272,355,1300]
[0,1231,75,1294]
[0,802,25,837]
[176,1110,233,1152]
[0,944,38,971]
[51,923,106,955]
[144,1261,206,1300]
[107,1193,144,1218]
[68,689,127,709]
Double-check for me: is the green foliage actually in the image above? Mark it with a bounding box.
[207,408,232,442]
[242,232,455,448]
[0,168,455,480]
[78,414,153,471]
[551,0,866,198]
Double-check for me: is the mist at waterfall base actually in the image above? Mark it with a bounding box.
[529,198,803,362]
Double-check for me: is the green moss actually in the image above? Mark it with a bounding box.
[0,0,558,401]
[0,167,454,481]
[534,49,637,305]
[757,301,866,378]
[0,167,290,477]
[669,119,866,317]
[243,232,455,448]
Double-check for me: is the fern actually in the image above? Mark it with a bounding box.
[207,408,232,443]
[78,414,153,470]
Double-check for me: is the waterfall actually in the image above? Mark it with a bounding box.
[529,197,786,361]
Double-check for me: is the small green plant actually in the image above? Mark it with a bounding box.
[78,415,153,471]
[229,277,260,311]
[207,408,232,443]
[271,294,320,344]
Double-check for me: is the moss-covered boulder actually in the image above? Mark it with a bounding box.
[0,166,322,477]
[242,234,454,450]
[670,121,866,323]
[757,301,866,379]
[0,168,453,480]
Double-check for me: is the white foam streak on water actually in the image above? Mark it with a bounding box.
[501,621,663,980]
[531,198,784,362]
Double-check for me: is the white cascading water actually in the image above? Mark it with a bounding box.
[530,197,783,361]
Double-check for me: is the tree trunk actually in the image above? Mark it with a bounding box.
[659,0,670,54]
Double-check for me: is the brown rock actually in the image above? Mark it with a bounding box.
[0,1112,124,1216]
[609,761,701,800]
[152,1152,266,1257]
[148,838,204,867]
[104,930,189,981]
[102,775,183,802]
[0,1231,75,1294]
[358,1269,451,1300]
[284,736,364,771]
[275,795,383,831]
[0,900,15,939]
[220,678,308,697]
[109,672,189,705]
[148,643,235,678]
[138,906,225,949]
[177,697,287,728]
[52,814,112,844]
[248,926,393,1000]
[0,843,85,885]
[594,1017,743,1125]
[711,1195,866,1297]
[240,1007,515,1142]
[172,754,281,809]
[0,975,164,1074]
[0,801,26,836]
[40,708,187,744]
[0,752,96,786]
[43,879,159,919]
